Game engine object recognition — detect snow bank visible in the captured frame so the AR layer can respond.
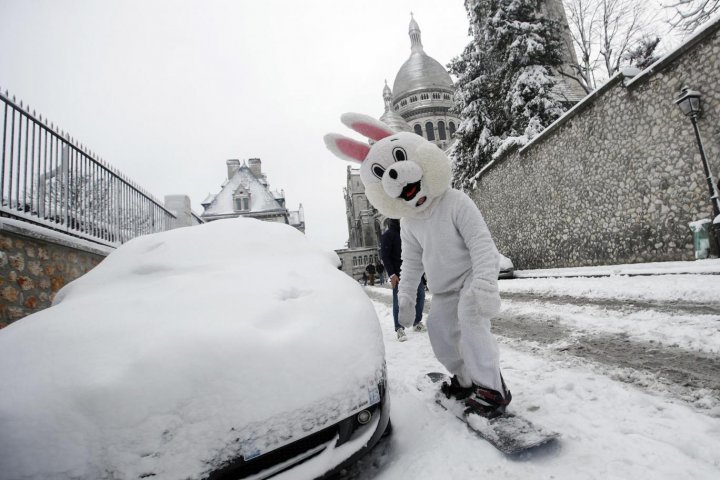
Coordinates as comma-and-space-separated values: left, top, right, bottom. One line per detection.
0, 218, 384, 479
501, 273, 719, 304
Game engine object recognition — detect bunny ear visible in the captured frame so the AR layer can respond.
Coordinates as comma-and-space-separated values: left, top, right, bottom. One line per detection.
341, 113, 394, 142
324, 133, 370, 163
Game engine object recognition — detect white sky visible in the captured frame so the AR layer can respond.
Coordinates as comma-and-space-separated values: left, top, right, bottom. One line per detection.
0, 0, 471, 251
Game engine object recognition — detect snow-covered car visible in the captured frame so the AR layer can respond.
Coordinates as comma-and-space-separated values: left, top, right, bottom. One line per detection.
0, 218, 390, 480
499, 253, 515, 279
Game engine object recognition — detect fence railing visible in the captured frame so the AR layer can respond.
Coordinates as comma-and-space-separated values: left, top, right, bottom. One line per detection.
0, 89, 178, 247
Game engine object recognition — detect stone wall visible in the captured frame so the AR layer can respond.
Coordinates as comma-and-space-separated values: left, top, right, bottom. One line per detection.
471, 19, 720, 269
0, 222, 109, 327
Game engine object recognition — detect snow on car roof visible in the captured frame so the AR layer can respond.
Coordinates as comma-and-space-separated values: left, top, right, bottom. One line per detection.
0, 218, 384, 479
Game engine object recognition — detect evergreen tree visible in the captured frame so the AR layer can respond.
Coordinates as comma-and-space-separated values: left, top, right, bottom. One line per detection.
449, 0, 569, 190
622, 35, 661, 71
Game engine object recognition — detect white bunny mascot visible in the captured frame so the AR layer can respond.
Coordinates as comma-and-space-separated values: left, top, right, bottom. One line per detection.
325, 113, 511, 416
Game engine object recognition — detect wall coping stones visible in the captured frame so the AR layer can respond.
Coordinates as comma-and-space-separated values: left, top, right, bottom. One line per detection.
625, 15, 720, 90
0, 217, 114, 257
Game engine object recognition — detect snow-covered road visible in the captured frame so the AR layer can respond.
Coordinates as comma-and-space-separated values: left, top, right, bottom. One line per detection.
340, 274, 720, 480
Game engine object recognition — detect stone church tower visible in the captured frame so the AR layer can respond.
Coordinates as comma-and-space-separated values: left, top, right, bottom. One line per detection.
543, 0, 588, 102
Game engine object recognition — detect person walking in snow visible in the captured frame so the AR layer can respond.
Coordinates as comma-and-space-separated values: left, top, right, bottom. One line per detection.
380, 218, 426, 342
376, 262, 385, 285
325, 113, 511, 418
365, 263, 376, 286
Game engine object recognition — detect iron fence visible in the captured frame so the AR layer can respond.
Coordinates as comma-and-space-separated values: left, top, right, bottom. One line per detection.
0, 89, 177, 247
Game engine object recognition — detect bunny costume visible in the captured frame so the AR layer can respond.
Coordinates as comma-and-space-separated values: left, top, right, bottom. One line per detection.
325, 113, 506, 395
398, 188, 503, 392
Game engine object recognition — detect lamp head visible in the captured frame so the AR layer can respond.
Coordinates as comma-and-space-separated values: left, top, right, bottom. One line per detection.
675, 86, 702, 117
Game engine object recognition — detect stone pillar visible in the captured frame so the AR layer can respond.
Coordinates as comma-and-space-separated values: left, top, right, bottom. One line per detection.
164, 195, 193, 229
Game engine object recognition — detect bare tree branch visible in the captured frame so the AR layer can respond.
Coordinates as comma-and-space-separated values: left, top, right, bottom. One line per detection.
563, 0, 657, 88
663, 0, 720, 33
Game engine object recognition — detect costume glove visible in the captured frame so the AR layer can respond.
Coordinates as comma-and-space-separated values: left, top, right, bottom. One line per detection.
398, 293, 416, 328
459, 279, 501, 319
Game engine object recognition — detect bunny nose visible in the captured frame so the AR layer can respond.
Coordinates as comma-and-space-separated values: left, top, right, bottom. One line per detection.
388, 169, 398, 180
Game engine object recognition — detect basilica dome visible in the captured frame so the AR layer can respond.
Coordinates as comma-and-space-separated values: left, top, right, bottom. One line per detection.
392, 16, 454, 99
393, 51, 453, 99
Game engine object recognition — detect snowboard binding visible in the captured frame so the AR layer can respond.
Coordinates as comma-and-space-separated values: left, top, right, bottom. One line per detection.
441, 375, 512, 419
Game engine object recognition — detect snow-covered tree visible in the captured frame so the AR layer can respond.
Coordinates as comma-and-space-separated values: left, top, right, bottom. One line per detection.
449, 0, 568, 190
622, 35, 661, 70
665, 0, 720, 33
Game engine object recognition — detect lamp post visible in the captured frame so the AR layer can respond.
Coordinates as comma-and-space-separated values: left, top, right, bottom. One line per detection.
674, 86, 720, 252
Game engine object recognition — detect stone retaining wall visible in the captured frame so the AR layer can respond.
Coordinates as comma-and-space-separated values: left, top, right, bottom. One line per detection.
0, 225, 108, 327
471, 19, 720, 269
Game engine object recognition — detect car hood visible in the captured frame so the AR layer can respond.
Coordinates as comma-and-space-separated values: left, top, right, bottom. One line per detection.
0, 218, 385, 480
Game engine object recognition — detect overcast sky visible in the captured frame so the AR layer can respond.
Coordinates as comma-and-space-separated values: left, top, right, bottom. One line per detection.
0, 0, 471, 251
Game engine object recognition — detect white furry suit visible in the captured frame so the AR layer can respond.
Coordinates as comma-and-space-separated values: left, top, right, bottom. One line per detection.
397, 189, 503, 392
324, 112, 505, 394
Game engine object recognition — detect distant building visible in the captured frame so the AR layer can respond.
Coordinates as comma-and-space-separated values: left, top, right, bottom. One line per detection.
337, 15, 459, 279
337, 8, 586, 279
201, 158, 304, 232
389, 14, 461, 151
335, 166, 383, 280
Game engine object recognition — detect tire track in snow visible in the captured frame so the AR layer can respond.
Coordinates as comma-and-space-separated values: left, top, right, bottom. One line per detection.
365, 287, 720, 412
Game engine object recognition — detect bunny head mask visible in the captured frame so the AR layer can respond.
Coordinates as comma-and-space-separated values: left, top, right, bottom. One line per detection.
324, 113, 451, 219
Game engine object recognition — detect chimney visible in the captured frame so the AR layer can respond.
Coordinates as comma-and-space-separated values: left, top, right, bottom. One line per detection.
248, 157, 262, 178
226, 159, 240, 179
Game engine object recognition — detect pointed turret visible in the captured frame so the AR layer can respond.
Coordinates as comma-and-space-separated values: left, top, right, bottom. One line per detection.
409, 13, 423, 53
379, 80, 412, 133
382, 80, 393, 110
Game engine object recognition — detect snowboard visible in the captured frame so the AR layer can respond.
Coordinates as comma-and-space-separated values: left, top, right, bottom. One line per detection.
419, 372, 559, 455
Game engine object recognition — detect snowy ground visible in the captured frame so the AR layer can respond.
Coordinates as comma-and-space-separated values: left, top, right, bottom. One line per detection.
341, 271, 720, 480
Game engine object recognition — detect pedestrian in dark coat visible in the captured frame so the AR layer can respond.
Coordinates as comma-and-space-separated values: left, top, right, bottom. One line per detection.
365, 263, 376, 286
376, 262, 385, 285
380, 218, 425, 341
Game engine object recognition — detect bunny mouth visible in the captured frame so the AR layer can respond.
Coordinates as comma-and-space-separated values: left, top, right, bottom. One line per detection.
416, 196, 427, 207
399, 180, 421, 202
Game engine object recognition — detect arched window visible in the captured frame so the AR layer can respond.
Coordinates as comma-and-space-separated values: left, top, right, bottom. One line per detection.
426, 122, 435, 141
438, 121, 447, 140
449, 122, 456, 137
353, 257, 357, 267
414, 124, 423, 137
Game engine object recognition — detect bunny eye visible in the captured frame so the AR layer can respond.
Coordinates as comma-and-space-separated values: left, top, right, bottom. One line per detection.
392, 147, 407, 162
372, 164, 386, 179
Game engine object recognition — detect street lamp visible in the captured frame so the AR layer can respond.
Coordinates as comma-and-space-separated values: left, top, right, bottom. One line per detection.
674, 86, 720, 252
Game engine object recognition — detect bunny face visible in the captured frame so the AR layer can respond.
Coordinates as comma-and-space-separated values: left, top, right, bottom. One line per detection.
325, 113, 451, 219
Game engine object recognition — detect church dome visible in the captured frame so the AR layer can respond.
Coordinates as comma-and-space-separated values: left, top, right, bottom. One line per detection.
392, 15, 453, 99
393, 54, 453, 98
